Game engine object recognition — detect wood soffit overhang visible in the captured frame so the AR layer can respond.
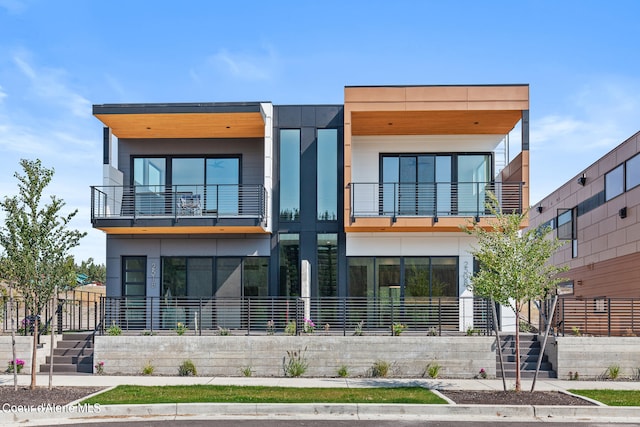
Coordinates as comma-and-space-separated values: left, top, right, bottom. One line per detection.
345, 85, 529, 136
93, 103, 266, 139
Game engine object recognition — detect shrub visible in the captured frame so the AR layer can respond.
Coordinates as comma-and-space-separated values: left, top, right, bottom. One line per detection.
353, 320, 364, 336
107, 322, 122, 336
392, 323, 407, 336
303, 318, 315, 334
607, 364, 621, 380
285, 320, 297, 336
178, 359, 197, 376
241, 366, 253, 377
142, 361, 154, 375
175, 322, 187, 336
7, 359, 25, 373
217, 326, 230, 336
426, 362, 441, 379
266, 320, 275, 335
283, 348, 308, 377
370, 360, 390, 377
337, 365, 349, 378
94, 361, 104, 375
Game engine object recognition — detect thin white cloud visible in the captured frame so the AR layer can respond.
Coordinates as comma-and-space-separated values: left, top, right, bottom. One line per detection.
0, 86, 7, 103
13, 54, 91, 118
208, 46, 279, 81
532, 78, 640, 154
0, 0, 28, 13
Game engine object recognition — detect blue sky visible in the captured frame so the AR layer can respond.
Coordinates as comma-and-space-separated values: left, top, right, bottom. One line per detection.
1, 0, 639, 265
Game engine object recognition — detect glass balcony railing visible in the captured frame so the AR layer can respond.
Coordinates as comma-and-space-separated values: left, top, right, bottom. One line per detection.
349, 181, 523, 220
91, 184, 267, 222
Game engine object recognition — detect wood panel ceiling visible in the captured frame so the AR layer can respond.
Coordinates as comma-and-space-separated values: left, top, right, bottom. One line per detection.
95, 112, 265, 139
351, 110, 522, 136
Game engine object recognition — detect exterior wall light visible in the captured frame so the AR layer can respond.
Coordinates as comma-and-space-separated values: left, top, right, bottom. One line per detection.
536, 205, 543, 213
577, 174, 587, 186
619, 207, 627, 219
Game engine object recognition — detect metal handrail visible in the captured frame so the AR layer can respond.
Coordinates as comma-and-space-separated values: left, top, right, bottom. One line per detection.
350, 181, 523, 219
90, 184, 267, 222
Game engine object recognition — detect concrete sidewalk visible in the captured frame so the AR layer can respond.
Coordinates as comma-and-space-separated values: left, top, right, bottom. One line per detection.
2, 374, 640, 425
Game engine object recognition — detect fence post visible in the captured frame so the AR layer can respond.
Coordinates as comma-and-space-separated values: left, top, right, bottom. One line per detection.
247, 298, 251, 336
438, 298, 442, 336
607, 298, 611, 337
199, 298, 203, 336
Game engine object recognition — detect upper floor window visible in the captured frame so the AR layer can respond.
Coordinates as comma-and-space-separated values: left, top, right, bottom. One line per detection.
626, 153, 640, 191
280, 130, 301, 221
317, 129, 338, 221
605, 164, 624, 201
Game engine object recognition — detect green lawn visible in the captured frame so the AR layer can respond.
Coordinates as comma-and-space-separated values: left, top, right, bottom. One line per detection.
81, 385, 447, 405
569, 389, 640, 406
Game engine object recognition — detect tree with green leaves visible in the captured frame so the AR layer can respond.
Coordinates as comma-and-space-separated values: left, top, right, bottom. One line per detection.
462, 192, 566, 392
0, 159, 86, 389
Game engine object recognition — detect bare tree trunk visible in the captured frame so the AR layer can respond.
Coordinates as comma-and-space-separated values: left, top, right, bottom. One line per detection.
515, 306, 521, 392
30, 297, 38, 390
491, 301, 507, 391
531, 295, 558, 392
48, 288, 57, 390
10, 286, 17, 391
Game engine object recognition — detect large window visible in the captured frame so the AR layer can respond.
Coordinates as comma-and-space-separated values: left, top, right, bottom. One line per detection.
626, 154, 640, 191
605, 164, 624, 201
132, 156, 240, 215
280, 130, 301, 221
317, 129, 338, 221
347, 256, 458, 298
380, 154, 490, 216
161, 256, 268, 299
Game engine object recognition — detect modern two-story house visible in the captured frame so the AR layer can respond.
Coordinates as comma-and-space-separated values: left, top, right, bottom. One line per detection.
91, 84, 530, 332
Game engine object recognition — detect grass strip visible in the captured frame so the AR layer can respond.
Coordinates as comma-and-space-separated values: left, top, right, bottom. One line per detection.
82, 385, 446, 405
569, 389, 640, 406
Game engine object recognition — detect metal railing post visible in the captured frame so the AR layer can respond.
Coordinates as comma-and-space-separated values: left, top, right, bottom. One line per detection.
608, 298, 611, 337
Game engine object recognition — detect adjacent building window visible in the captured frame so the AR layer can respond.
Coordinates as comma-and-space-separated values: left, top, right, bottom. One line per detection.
626, 154, 640, 190
317, 129, 338, 221
279, 234, 300, 296
557, 208, 578, 258
280, 130, 301, 221
317, 233, 337, 296
605, 164, 624, 201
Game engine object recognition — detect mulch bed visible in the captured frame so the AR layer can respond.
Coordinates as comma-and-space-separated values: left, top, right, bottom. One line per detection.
0, 386, 104, 407
440, 390, 596, 406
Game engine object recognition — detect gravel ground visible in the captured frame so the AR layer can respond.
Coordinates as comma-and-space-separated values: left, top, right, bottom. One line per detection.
0, 386, 104, 407
0, 386, 597, 407
440, 390, 597, 405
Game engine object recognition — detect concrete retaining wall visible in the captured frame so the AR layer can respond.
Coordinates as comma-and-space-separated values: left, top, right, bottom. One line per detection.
546, 336, 640, 380
0, 335, 59, 373
94, 335, 496, 378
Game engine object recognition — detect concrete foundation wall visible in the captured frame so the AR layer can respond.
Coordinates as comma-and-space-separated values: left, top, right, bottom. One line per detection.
94, 335, 496, 378
546, 336, 640, 379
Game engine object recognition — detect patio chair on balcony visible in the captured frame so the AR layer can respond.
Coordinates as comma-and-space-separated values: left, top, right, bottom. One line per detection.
178, 194, 202, 216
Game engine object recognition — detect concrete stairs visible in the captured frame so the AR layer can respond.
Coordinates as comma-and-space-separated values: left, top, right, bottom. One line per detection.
40, 332, 94, 374
496, 334, 556, 379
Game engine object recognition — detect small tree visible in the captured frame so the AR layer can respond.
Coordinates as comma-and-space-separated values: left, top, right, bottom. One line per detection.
0, 159, 86, 389
462, 193, 566, 392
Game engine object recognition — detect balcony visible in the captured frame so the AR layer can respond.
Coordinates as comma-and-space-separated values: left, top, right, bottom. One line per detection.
91, 184, 268, 234
348, 181, 523, 229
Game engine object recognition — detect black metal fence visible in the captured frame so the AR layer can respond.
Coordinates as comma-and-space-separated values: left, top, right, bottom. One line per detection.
1, 290, 102, 336
97, 296, 496, 336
